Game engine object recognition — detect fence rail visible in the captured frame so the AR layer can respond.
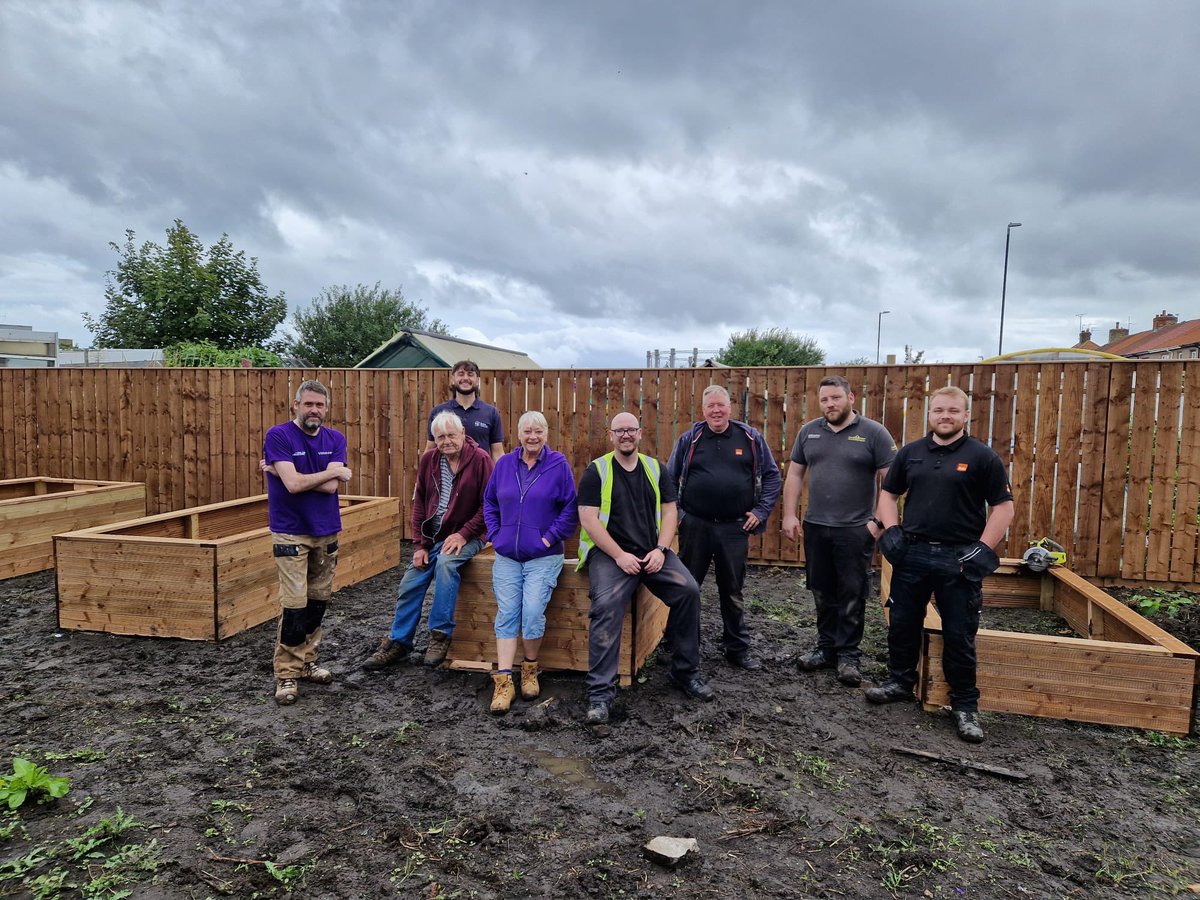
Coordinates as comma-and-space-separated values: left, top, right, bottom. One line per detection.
2, 362, 1197, 586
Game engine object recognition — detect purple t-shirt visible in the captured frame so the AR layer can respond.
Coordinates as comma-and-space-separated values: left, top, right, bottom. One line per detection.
264, 422, 348, 536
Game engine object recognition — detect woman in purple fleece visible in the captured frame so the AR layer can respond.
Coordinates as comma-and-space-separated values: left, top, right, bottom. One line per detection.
482, 410, 579, 714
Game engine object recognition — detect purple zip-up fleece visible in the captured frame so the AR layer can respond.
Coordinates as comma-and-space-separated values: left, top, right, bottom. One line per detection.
483, 446, 579, 561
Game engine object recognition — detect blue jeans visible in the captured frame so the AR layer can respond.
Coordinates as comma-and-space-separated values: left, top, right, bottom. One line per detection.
492, 552, 564, 640
885, 541, 983, 712
389, 538, 484, 645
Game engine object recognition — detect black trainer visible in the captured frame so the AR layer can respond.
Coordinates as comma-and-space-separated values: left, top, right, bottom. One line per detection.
725, 651, 762, 671
953, 711, 984, 744
796, 649, 834, 671
668, 673, 716, 702
864, 680, 916, 704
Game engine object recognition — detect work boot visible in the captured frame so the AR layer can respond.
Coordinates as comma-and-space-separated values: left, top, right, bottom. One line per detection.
796, 649, 834, 671
362, 636, 407, 671
274, 678, 298, 705
668, 673, 716, 702
836, 661, 862, 687
725, 651, 763, 671
300, 661, 333, 684
424, 630, 451, 667
585, 701, 610, 725
864, 680, 916, 704
953, 711, 985, 744
520, 661, 541, 700
490, 673, 516, 715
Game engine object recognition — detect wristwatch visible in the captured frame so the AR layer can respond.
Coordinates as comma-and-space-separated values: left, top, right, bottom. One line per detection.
656, 544, 669, 554
868, 516, 884, 530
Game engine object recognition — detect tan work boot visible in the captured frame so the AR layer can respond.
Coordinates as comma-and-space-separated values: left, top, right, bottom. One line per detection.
490, 673, 516, 715
274, 678, 299, 705
520, 661, 541, 700
300, 661, 333, 684
424, 630, 451, 667
362, 637, 407, 671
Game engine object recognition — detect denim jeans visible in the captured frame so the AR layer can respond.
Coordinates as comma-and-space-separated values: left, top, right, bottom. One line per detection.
389, 537, 484, 645
803, 522, 874, 663
678, 515, 751, 655
585, 550, 702, 705
885, 540, 984, 712
492, 552, 565, 640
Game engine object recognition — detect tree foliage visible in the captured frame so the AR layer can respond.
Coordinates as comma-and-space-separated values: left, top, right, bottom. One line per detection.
84, 220, 286, 349
290, 283, 447, 367
163, 341, 282, 368
715, 327, 825, 367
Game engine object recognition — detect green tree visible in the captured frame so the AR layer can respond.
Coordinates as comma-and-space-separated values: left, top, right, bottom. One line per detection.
715, 327, 825, 367
84, 220, 286, 349
290, 283, 447, 367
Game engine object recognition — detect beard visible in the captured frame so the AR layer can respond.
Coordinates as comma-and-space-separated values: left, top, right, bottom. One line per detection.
824, 407, 851, 427
300, 414, 323, 434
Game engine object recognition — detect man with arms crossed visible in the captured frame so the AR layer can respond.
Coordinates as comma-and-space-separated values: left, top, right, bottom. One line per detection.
667, 385, 780, 670
867, 386, 1013, 744
578, 412, 714, 727
426, 359, 505, 462
263, 380, 352, 706
782, 375, 896, 687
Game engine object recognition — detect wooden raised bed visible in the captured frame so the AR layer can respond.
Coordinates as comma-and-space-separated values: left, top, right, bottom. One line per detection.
897, 561, 1200, 734
446, 554, 669, 686
55, 494, 400, 641
0, 478, 146, 579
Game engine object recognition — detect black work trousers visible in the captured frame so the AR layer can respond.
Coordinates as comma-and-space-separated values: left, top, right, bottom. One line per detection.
803, 522, 874, 664
678, 515, 750, 655
885, 541, 983, 712
585, 551, 702, 705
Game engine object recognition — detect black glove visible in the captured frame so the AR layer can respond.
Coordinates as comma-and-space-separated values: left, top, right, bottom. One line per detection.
879, 526, 908, 566
958, 541, 1000, 582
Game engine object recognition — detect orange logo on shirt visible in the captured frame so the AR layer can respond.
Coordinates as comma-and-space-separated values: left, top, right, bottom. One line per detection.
957, 463, 969, 472
734, 448, 744, 456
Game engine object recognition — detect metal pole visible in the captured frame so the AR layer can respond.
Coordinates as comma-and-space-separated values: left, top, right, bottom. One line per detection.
998, 222, 1021, 356
876, 310, 891, 364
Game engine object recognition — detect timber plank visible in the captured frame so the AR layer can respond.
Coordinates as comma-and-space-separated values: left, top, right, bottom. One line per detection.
1122, 362, 1158, 579
1097, 364, 1133, 577
1008, 364, 1039, 547
1171, 363, 1200, 582
1053, 364, 1085, 548
1029, 364, 1061, 541
1074, 363, 1110, 578
1147, 363, 1182, 581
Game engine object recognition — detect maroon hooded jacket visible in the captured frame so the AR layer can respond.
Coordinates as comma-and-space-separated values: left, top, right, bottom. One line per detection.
412, 434, 494, 550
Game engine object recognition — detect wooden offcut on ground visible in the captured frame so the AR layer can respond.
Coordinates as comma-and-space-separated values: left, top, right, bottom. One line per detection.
446, 553, 669, 686
898, 561, 1200, 734
54, 494, 400, 640
0, 477, 146, 579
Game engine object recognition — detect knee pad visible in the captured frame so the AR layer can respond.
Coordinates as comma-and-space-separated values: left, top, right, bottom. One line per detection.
305, 600, 328, 634
279, 607, 308, 646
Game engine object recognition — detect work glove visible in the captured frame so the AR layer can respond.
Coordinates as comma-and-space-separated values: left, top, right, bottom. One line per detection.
958, 541, 1000, 582
879, 526, 908, 566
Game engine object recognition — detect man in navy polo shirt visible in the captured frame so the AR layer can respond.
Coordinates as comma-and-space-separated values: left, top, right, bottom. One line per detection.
262, 380, 352, 706
867, 386, 1013, 744
426, 359, 505, 462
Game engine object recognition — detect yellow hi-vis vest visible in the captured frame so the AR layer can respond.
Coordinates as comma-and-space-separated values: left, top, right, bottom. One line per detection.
576, 452, 662, 571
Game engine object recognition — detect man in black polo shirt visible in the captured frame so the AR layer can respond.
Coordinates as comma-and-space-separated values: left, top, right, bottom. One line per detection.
667, 385, 781, 670
426, 359, 505, 462
867, 386, 1013, 745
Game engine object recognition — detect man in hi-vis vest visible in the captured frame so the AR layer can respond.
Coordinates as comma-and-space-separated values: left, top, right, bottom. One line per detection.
577, 412, 714, 728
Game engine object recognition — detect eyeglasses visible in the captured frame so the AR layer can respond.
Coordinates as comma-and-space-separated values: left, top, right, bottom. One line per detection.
610, 427, 639, 436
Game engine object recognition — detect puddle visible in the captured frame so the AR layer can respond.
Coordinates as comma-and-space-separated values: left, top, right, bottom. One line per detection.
523, 746, 624, 797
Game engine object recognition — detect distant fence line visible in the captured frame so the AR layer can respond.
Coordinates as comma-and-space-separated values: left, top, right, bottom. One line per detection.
1, 362, 1197, 587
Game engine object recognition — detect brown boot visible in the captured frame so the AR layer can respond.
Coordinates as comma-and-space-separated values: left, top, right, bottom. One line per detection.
274, 678, 298, 705
490, 673, 516, 715
424, 630, 451, 667
363, 637, 408, 671
520, 661, 541, 700
300, 661, 333, 684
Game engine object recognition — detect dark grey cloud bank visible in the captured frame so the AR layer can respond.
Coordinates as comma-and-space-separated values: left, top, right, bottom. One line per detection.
2, 1, 1197, 366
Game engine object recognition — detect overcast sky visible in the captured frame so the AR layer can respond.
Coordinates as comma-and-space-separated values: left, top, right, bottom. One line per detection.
2, 1, 1198, 368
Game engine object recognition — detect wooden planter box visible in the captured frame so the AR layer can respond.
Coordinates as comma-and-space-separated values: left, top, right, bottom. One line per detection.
894, 561, 1200, 734
55, 494, 400, 641
0, 478, 146, 579
446, 553, 669, 686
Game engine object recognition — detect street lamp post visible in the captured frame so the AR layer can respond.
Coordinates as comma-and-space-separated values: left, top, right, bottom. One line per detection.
876, 310, 891, 364
997, 222, 1022, 356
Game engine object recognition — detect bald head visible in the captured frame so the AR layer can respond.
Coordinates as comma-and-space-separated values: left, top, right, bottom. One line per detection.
609, 412, 641, 457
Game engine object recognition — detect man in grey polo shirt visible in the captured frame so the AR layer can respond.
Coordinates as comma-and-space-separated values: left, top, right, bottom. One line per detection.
781, 375, 896, 687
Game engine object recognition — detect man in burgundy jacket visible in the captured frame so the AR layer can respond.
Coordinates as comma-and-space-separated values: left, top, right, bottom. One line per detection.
363, 411, 494, 669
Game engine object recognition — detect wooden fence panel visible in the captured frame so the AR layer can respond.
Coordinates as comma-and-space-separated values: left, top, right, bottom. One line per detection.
6, 361, 1200, 587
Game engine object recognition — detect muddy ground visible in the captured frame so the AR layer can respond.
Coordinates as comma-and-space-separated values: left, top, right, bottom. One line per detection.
2, 548, 1199, 899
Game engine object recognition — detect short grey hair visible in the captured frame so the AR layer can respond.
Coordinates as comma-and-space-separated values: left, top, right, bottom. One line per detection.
294, 380, 330, 403
430, 411, 465, 437
518, 410, 548, 433
702, 384, 730, 404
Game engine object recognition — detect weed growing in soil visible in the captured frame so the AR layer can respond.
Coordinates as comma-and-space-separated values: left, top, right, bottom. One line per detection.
0, 758, 70, 810
1127, 588, 1195, 618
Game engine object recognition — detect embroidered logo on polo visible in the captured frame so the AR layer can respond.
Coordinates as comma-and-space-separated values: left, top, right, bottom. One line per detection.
847, 435, 866, 443
957, 463, 969, 472
734, 448, 744, 456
